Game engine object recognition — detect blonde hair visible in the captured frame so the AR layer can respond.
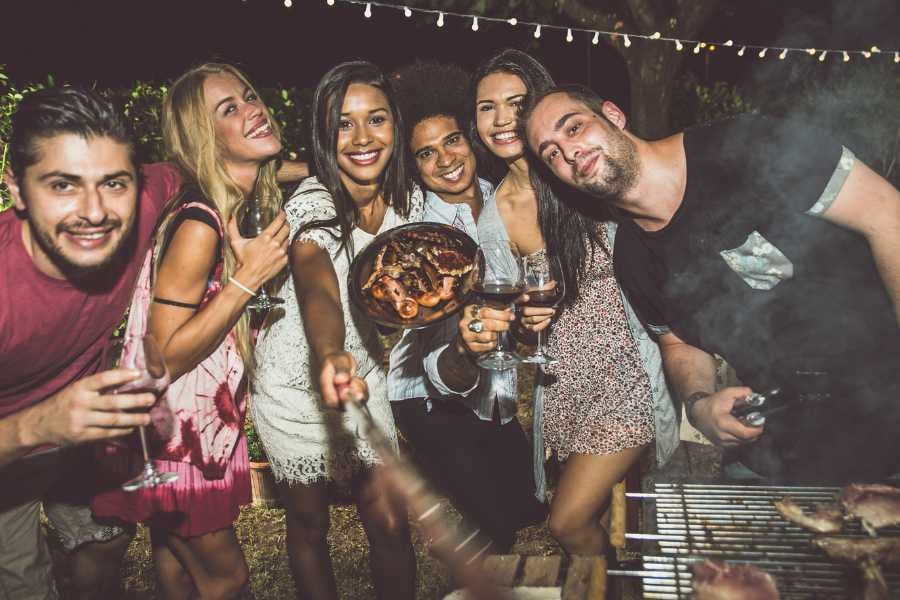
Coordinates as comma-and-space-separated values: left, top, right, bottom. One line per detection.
160, 62, 283, 376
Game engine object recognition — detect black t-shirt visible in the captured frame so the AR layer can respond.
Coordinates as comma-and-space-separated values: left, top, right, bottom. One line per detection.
614, 114, 900, 482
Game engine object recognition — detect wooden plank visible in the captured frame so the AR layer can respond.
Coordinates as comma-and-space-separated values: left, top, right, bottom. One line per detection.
482, 554, 521, 586
521, 555, 563, 587
563, 556, 606, 600
609, 480, 627, 549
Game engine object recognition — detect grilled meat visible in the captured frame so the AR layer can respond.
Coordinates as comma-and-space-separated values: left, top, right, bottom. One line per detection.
691, 560, 780, 600
860, 558, 889, 600
840, 484, 900, 535
812, 536, 900, 565
773, 496, 843, 533
362, 227, 473, 320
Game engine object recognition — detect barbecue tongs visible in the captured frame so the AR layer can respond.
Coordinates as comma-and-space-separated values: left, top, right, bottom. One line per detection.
730, 388, 784, 427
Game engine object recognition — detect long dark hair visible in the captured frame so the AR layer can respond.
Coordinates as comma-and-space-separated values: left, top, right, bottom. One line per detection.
470, 49, 605, 307
298, 61, 413, 256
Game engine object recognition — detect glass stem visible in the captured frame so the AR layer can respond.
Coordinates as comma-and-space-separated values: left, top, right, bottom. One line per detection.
536, 328, 544, 356
138, 426, 151, 463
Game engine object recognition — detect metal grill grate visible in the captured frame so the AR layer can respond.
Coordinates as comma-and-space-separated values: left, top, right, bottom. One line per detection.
608, 482, 900, 599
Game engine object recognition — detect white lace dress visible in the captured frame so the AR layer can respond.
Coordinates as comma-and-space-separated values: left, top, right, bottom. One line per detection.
252, 177, 424, 485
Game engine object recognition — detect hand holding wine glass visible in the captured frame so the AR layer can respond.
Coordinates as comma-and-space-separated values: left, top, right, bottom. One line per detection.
471, 240, 524, 370
108, 334, 179, 491
520, 253, 565, 365
230, 200, 289, 312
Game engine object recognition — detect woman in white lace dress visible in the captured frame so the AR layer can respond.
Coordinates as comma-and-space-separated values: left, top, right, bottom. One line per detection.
252, 62, 421, 600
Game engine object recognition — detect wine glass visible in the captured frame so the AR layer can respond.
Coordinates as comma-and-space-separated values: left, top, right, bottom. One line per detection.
112, 334, 178, 491
520, 253, 565, 365
241, 197, 284, 312
472, 240, 524, 370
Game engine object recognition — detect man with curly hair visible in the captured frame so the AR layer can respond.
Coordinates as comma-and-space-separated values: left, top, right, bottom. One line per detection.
388, 61, 546, 552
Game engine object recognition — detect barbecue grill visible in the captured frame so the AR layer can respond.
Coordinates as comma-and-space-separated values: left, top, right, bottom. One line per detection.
608, 482, 900, 599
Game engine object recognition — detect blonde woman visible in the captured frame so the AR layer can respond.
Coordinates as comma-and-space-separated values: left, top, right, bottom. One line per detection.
92, 63, 289, 600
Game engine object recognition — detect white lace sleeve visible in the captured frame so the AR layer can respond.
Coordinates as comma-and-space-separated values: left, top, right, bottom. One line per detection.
285, 178, 342, 256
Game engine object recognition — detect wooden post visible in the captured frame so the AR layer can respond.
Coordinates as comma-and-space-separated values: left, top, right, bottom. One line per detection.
609, 480, 627, 549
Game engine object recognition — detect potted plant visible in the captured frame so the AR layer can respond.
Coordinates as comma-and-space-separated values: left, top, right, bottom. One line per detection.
245, 415, 280, 508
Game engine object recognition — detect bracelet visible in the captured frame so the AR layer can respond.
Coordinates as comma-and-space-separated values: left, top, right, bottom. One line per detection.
684, 391, 712, 421
229, 277, 257, 297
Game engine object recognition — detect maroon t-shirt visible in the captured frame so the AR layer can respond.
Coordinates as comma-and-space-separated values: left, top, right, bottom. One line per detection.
0, 162, 182, 418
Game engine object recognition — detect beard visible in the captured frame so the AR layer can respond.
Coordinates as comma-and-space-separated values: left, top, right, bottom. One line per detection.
579, 131, 640, 202
29, 216, 129, 279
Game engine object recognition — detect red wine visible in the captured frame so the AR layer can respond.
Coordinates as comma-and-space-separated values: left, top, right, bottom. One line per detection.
116, 375, 170, 413
526, 289, 561, 308
474, 283, 523, 307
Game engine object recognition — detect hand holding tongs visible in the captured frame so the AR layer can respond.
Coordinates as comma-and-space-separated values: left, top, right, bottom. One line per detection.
730, 388, 783, 427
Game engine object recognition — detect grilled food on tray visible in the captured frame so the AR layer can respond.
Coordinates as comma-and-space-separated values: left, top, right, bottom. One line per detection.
362, 228, 474, 321
691, 560, 780, 600
812, 536, 900, 600
773, 483, 900, 536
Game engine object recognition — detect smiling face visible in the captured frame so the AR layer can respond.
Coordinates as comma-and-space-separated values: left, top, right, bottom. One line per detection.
410, 115, 477, 200
335, 82, 395, 188
203, 71, 282, 170
8, 133, 138, 279
527, 92, 640, 201
475, 71, 528, 162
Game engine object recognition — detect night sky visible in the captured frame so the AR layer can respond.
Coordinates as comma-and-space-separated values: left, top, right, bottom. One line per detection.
2, 0, 897, 111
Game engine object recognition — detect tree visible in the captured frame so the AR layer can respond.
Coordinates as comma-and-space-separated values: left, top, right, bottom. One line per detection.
407, 0, 721, 138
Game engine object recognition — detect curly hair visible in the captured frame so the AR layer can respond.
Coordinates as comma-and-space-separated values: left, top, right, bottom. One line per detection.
391, 60, 470, 141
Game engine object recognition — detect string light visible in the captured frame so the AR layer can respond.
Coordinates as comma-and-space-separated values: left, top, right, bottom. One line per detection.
323, 1, 897, 65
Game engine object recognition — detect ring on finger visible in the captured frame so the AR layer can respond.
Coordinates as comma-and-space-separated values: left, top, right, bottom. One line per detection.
468, 319, 484, 334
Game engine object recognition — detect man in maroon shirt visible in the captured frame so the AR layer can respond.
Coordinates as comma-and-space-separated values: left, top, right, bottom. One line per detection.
0, 87, 181, 599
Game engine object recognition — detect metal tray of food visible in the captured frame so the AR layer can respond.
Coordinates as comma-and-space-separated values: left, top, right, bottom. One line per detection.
348, 222, 479, 330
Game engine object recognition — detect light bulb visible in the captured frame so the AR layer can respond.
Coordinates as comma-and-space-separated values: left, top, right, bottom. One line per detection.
806, 48, 816, 55
818, 50, 827, 62
863, 51, 872, 58
693, 42, 701, 54
870, 46, 881, 53
403, 6, 411, 17
650, 31, 661, 39
623, 34, 631, 47
592, 31, 599, 45
436, 12, 444, 27
566, 28, 573, 43
675, 39, 683, 51
895, 52, 899, 63
283, 0, 291, 7
758, 48, 768, 58
364, 2, 371, 18
724, 40, 734, 46
779, 48, 788, 60
843, 51, 850, 62
471, 17, 478, 31
534, 25, 541, 39
507, 17, 517, 26
327, 0, 335, 5
738, 46, 746, 56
